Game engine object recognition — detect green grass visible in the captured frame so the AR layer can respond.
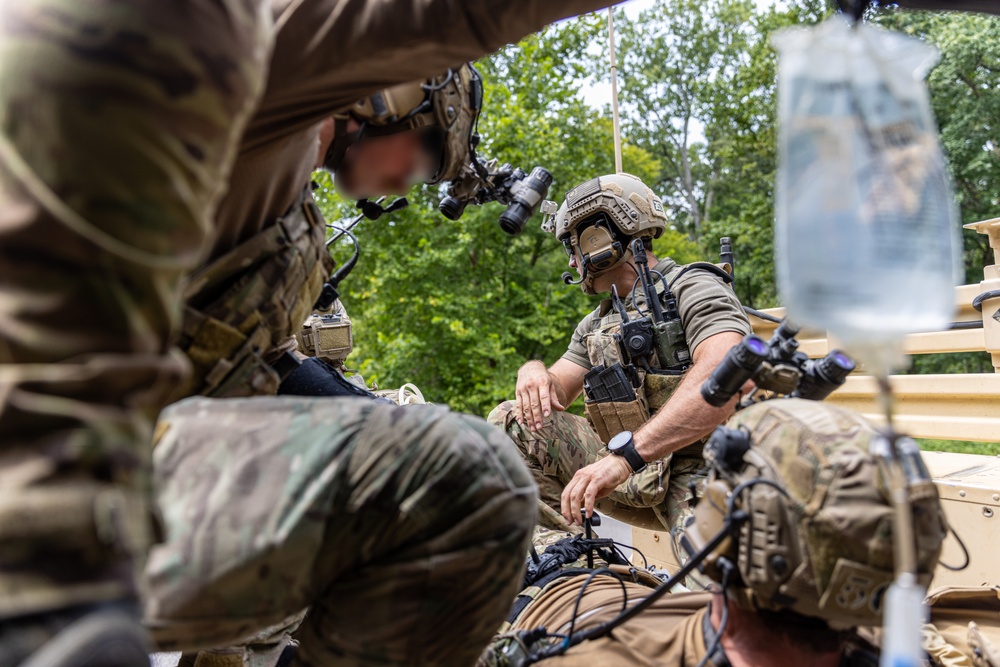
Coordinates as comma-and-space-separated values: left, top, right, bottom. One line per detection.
918, 439, 1000, 456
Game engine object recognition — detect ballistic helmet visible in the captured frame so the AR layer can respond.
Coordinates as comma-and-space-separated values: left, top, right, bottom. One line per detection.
683, 399, 947, 630
543, 173, 668, 294
327, 64, 483, 185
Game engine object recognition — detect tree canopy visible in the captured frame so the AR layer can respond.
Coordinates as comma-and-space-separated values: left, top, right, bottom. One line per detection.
314, 2, 999, 416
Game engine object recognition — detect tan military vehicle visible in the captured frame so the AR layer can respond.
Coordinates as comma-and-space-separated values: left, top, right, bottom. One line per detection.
602, 217, 1000, 663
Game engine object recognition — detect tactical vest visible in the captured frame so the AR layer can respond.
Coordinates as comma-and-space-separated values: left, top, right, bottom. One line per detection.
582, 263, 697, 454
176, 187, 334, 399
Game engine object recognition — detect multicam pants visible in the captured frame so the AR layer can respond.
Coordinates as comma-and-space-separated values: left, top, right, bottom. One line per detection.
143, 396, 538, 667
487, 401, 706, 536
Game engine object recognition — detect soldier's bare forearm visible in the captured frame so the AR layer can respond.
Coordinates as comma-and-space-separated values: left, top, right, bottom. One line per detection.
634, 332, 743, 462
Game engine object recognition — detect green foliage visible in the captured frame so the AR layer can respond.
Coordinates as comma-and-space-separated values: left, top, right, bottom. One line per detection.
875, 10, 1000, 284
608, 0, 830, 308
314, 21, 665, 416
919, 439, 1000, 455
312, 6, 1000, 424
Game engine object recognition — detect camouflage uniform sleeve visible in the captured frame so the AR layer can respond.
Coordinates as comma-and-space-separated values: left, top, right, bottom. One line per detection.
561, 309, 600, 369
0, 0, 271, 618
245, 0, 621, 149
673, 269, 752, 355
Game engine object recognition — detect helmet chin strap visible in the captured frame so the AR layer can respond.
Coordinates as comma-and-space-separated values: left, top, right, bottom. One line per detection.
321, 116, 362, 173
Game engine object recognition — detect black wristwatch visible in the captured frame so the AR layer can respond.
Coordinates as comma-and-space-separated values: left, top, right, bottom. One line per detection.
608, 431, 647, 473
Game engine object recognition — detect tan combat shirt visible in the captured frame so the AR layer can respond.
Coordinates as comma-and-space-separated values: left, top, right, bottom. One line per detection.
562, 257, 752, 369
511, 576, 714, 666
509, 575, 879, 667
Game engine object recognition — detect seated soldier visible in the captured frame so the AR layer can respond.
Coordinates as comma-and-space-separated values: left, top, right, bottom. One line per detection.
488, 173, 752, 536
479, 398, 949, 667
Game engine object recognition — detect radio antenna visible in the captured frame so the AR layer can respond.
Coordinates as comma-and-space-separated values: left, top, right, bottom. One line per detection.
608, 8, 623, 173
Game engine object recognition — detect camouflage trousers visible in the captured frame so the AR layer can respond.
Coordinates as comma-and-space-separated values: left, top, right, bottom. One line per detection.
0, 0, 271, 618
486, 401, 706, 536
143, 396, 538, 667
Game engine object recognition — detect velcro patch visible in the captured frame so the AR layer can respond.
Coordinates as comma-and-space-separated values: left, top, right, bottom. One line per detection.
818, 558, 892, 618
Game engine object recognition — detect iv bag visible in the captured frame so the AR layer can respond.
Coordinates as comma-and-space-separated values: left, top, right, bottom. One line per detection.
772, 17, 961, 374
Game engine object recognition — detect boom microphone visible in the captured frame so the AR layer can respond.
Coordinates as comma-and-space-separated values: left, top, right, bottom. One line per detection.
562, 263, 588, 286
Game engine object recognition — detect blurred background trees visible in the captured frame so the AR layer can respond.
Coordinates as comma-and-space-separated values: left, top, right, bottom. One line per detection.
313, 2, 999, 417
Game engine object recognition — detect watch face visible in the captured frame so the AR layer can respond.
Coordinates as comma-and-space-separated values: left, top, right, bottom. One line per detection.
608, 431, 631, 452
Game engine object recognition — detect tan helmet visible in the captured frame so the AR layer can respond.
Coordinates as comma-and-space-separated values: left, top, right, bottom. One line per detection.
544, 173, 668, 294
327, 64, 483, 185
683, 399, 947, 630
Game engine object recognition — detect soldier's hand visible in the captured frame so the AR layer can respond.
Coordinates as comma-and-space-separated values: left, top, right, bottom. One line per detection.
561, 456, 632, 525
515, 361, 566, 432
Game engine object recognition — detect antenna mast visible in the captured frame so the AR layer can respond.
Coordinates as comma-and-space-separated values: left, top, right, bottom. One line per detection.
608, 8, 623, 173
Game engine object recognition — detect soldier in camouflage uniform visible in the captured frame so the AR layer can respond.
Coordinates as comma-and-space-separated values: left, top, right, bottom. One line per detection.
0, 2, 630, 665
479, 399, 949, 667
488, 173, 752, 538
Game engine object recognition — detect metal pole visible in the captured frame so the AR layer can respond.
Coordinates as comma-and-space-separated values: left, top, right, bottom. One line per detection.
609, 7, 623, 174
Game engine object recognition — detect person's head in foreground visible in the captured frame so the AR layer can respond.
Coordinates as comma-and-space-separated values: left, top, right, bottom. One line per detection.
680, 398, 948, 665
319, 63, 483, 198
486, 399, 948, 667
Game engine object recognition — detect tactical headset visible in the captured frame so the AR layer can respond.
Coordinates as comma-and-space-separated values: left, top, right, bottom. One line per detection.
680, 404, 947, 630
570, 213, 627, 272
520, 401, 947, 666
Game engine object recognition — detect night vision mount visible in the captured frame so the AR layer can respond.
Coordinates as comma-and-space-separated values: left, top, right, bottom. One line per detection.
439, 146, 553, 235
701, 319, 857, 408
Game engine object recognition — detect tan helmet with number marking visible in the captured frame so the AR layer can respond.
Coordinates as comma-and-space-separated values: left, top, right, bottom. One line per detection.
543, 173, 668, 294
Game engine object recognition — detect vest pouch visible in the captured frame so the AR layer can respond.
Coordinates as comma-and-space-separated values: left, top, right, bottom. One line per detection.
177, 189, 333, 399
644, 372, 684, 413
177, 306, 280, 399
585, 397, 649, 445
586, 330, 626, 369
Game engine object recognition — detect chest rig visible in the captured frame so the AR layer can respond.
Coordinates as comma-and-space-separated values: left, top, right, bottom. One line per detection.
584, 267, 691, 444
582, 243, 693, 445
176, 186, 334, 399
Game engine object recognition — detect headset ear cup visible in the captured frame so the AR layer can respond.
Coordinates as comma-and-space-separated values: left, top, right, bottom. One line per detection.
736, 483, 799, 604
682, 480, 739, 583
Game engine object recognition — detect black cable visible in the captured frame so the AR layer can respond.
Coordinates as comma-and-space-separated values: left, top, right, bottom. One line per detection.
630, 269, 668, 319
939, 525, 971, 572
743, 306, 782, 324
524, 477, 788, 665
972, 290, 1000, 313
326, 225, 361, 286
524, 513, 736, 664
421, 68, 455, 92
327, 212, 367, 246
612, 541, 649, 569
630, 275, 646, 316
562, 568, 628, 648
521, 526, 730, 665
694, 563, 734, 667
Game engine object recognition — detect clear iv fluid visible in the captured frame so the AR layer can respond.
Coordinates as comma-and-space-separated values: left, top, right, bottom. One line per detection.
879, 574, 927, 667
773, 18, 961, 373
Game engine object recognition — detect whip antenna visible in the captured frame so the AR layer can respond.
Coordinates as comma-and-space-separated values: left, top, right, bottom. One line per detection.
609, 8, 623, 173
